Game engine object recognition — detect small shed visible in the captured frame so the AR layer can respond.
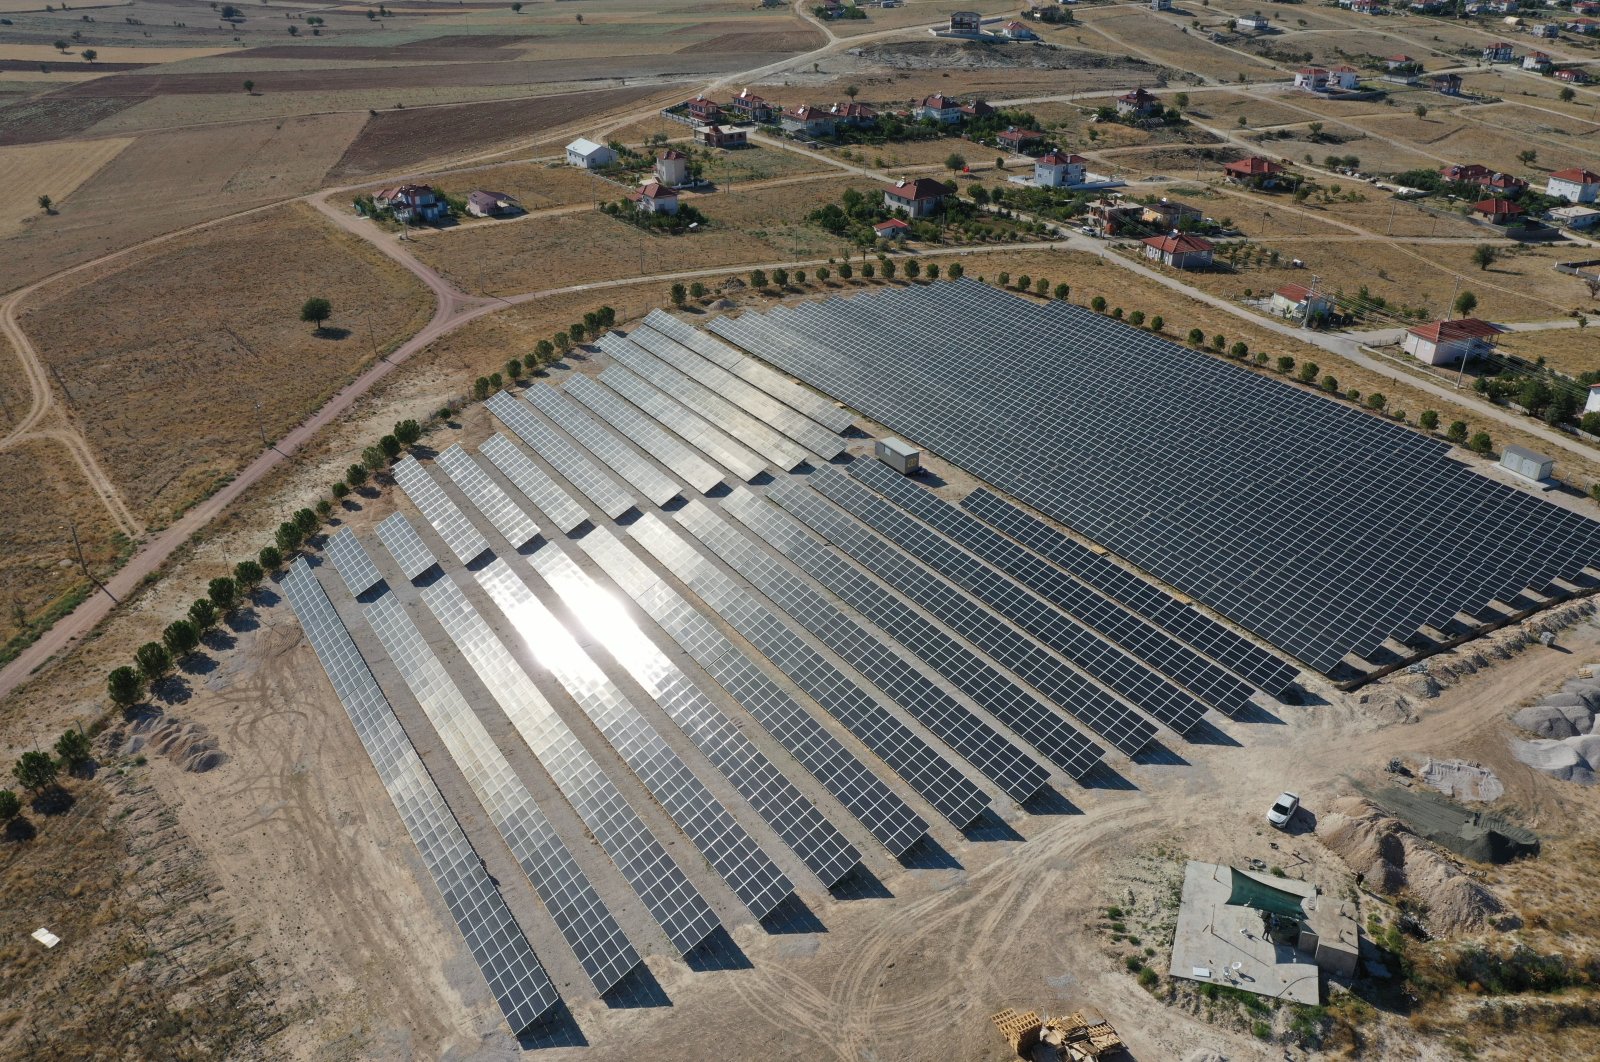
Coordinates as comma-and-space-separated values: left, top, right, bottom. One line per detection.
875, 437, 921, 474
1501, 445, 1554, 482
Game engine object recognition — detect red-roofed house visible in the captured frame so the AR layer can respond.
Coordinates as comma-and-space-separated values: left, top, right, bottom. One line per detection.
1523, 51, 1553, 72
1222, 156, 1289, 188
466, 190, 515, 218
960, 100, 996, 121
1271, 283, 1333, 320
1293, 67, 1329, 90
1556, 68, 1591, 83
1000, 20, 1038, 39
997, 128, 1048, 153
1034, 151, 1087, 188
375, 184, 447, 223
1328, 65, 1361, 90
915, 94, 963, 124
655, 149, 690, 187
685, 96, 723, 124
1385, 54, 1419, 71
1115, 87, 1161, 118
1142, 232, 1214, 270
1473, 197, 1524, 223
629, 181, 679, 215
726, 89, 774, 123
780, 104, 837, 137
883, 177, 952, 217
1564, 16, 1599, 34
829, 101, 877, 127
1440, 163, 1493, 184
1548, 168, 1600, 204
1404, 318, 1504, 366
1482, 41, 1516, 62
873, 218, 911, 241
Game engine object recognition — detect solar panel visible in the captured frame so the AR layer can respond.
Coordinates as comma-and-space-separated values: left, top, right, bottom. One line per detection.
598, 365, 767, 483
417, 574, 721, 956
478, 433, 590, 535
392, 456, 491, 566
722, 489, 1106, 780
625, 325, 847, 460
435, 444, 541, 549
564, 374, 725, 495
625, 513, 991, 829
850, 460, 1258, 716
325, 527, 384, 597
281, 561, 558, 1032
484, 390, 635, 519
525, 543, 861, 887
355, 584, 641, 995
524, 384, 682, 507
675, 501, 1051, 803
375, 511, 438, 583
598, 334, 810, 470
474, 558, 795, 919
962, 488, 1300, 697
768, 480, 1159, 757
809, 467, 1210, 736
577, 528, 929, 857
642, 310, 856, 433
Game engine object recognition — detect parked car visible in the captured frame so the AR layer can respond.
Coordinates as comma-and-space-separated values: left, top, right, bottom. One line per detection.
1267, 792, 1300, 829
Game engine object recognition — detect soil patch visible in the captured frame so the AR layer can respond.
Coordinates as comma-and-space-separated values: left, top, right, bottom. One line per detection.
677, 29, 825, 55
860, 39, 1168, 77
0, 93, 148, 146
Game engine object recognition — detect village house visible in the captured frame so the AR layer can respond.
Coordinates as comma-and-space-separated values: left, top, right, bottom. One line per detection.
1473, 197, 1525, 224
1115, 87, 1162, 118
1236, 13, 1270, 30
999, 20, 1038, 39
1141, 198, 1203, 228
1347, 0, 1378, 14
694, 124, 748, 149
1385, 54, 1418, 71
829, 101, 878, 127
1152, 0, 1173, 9
375, 184, 447, 223
960, 99, 996, 121
1088, 198, 1143, 236
1034, 151, 1087, 188
948, 9, 982, 33
1551, 204, 1600, 230
655, 149, 691, 187
1529, 21, 1560, 36
1404, 318, 1504, 366
997, 128, 1048, 154
684, 95, 723, 124
466, 190, 515, 218
726, 89, 774, 123
1547, 167, 1600, 203
1271, 283, 1333, 320
1293, 67, 1329, 91
566, 137, 616, 169
1223, 156, 1290, 189
1431, 72, 1463, 95
629, 181, 679, 215
1142, 232, 1214, 269
780, 104, 837, 138
1555, 68, 1590, 83
915, 93, 963, 124
873, 218, 911, 241
1565, 16, 1600, 33
1482, 41, 1517, 62
1328, 65, 1361, 89
1524, 50, 1553, 71
883, 177, 952, 217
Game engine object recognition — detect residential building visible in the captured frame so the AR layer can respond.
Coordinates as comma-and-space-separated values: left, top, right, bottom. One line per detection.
1586, 382, 1600, 416
1483, 171, 1528, 194
1550, 204, 1600, 229
1555, 67, 1591, 82
1482, 41, 1516, 61
1565, 16, 1600, 33
1385, 54, 1418, 70
1440, 162, 1494, 184
1271, 283, 1333, 320
882, 177, 952, 217
1034, 151, 1087, 187
1141, 198, 1202, 228
1529, 21, 1559, 36
1403, 318, 1504, 366
566, 137, 616, 169
1087, 198, 1142, 236
999, 20, 1038, 39
948, 9, 982, 32
1523, 50, 1553, 71
1347, 0, 1377, 13
915, 93, 963, 124
466, 190, 515, 217
997, 127, 1048, 153
1547, 167, 1600, 203
873, 218, 911, 241
629, 180, 679, 215
1473, 197, 1525, 223
1115, 87, 1161, 118
829, 100, 878, 127
1329, 65, 1361, 90
1142, 232, 1214, 269
1223, 156, 1289, 188
960, 99, 996, 121
1431, 73, 1463, 95
1236, 14, 1270, 30
1293, 67, 1329, 91
726, 89, 774, 123
684, 95, 723, 124
780, 104, 837, 137
376, 184, 447, 223
655, 149, 690, 187
1151, 0, 1172, 9
694, 124, 749, 149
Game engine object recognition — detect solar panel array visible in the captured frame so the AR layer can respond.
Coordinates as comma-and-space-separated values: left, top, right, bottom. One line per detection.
850, 461, 1257, 716
627, 513, 991, 829
281, 561, 559, 1033
485, 390, 636, 519
710, 280, 1600, 678
435, 444, 541, 549
475, 559, 794, 919
393, 457, 491, 566
375, 512, 438, 582
326, 528, 384, 597
526, 543, 862, 888
769, 480, 1159, 757
479, 433, 590, 535
809, 467, 1210, 737
524, 384, 683, 507
675, 501, 1049, 803
418, 574, 722, 956
577, 528, 930, 857
721, 489, 1106, 780
598, 365, 767, 483
962, 488, 1299, 697
564, 374, 725, 495
643, 310, 855, 433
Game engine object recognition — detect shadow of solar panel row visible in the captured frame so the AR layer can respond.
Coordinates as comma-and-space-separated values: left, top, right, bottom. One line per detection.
476, 558, 795, 920
598, 365, 767, 484
625, 324, 847, 461
281, 561, 559, 1033
564, 374, 725, 495
809, 467, 1209, 736
598, 333, 810, 471
327, 527, 385, 597
525, 384, 683, 508
626, 513, 991, 829
961, 489, 1299, 697
644, 310, 856, 433
709, 280, 1600, 678
393, 457, 491, 565
375, 512, 438, 583
478, 433, 590, 536
528, 543, 862, 888
721, 490, 1105, 780
435, 445, 542, 550
418, 574, 721, 956
850, 461, 1256, 716
485, 390, 636, 520
768, 481, 1158, 757
675, 501, 1050, 803
577, 528, 929, 857
349, 576, 641, 996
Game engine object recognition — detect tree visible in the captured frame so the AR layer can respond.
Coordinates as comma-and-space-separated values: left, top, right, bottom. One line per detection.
1472, 244, 1497, 272
671, 282, 687, 307
845, 84, 859, 100
689, 281, 706, 299
511, 1, 522, 9
1321, 375, 1338, 393
243, 79, 255, 94
55, 729, 92, 771
1367, 392, 1387, 411
1446, 420, 1469, 443
13, 751, 56, 793
881, 258, 896, 280
292, 508, 318, 536
970, 184, 990, 207
1128, 310, 1145, 326
839, 262, 853, 280
189, 598, 217, 631
504, 358, 522, 382
135, 641, 171, 683
816, 266, 831, 283
1034, 277, 1048, 295
944, 152, 966, 175
37, 194, 53, 215
1211, 334, 1226, 351
300, 297, 332, 332
234, 558, 264, 590
1016, 274, 1031, 292
1560, 86, 1576, 103
1297, 362, 1319, 383
1053, 283, 1070, 301
773, 267, 790, 289
1468, 431, 1493, 454
258, 545, 283, 571
862, 263, 875, 279
81, 49, 97, 63
795, 270, 807, 285
395, 419, 422, 446
1517, 149, 1537, 167
108, 666, 141, 707
905, 260, 921, 280
0, 791, 20, 822
997, 272, 1010, 287
1420, 410, 1439, 431
345, 463, 368, 488
1454, 289, 1479, 316
948, 263, 964, 281
924, 265, 938, 280
1308, 121, 1323, 141
361, 446, 386, 472
1187, 327, 1205, 345
1175, 91, 1190, 109
53, 39, 68, 52
164, 619, 199, 658
1150, 315, 1163, 332
750, 268, 769, 289
275, 522, 303, 554
554, 331, 571, 353
534, 339, 554, 362
1414, 104, 1428, 119
315, 498, 332, 519
569, 323, 587, 344
1276, 355, 1295, 374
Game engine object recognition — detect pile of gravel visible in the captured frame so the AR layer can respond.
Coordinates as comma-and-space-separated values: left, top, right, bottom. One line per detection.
1510, 677, 1600, 785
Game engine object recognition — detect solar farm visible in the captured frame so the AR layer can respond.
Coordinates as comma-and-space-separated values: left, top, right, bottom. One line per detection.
281, 283, 1600, 1040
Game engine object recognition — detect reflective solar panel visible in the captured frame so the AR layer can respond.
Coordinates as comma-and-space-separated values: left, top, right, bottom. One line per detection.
577, 528, 929, 857
417, 574, 721, 956
526, 543, 861, 887
435, 444, 541, 549
375, 511, 438, 583
525, 383, 682, 507
475, 558, 794, 919
478, 433, 590, 535
626, 513, 991, 829
564, 374, 725, 495
484, 390, 636, 519
281, 561, 558, 1032
675, 501, 1050, 803
393, 456, 491, 566
722, 489, 1105, 780
326, 527, 384, 596
598, 365, 767, 483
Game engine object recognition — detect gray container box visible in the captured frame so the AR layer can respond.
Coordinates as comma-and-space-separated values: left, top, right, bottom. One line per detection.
1501, 444, 1554, 483
875, 437, 921, 475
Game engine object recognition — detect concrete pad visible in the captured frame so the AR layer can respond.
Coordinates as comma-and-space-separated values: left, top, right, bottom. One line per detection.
1167, 861, 1322, 1006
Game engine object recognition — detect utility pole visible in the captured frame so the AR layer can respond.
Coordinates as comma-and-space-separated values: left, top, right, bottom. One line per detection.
67, 521, 115, 604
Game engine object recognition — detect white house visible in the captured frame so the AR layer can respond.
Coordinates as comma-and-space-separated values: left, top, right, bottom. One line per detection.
1329, 65, 1361, 89
1585, 383, 1600, 416
1551, 204, 1600, 230
1141, 232, 1214, 270
883, 177, 951, 217
1271, 283, 1333, 320
999, 20, 1039, 39
1403, 318, 1504, 366
1034, 151, 1087, 187
630, 180, 679, 215
1151, 0, 1172, 9
1294, 67, 1328, 90
915, 93, 963, 124
1546, 167, 1600, 204
655, 148, 691, 187
1524, 50, 1553, 71
567, 137, 616, 169
1236, 14, 1270, 30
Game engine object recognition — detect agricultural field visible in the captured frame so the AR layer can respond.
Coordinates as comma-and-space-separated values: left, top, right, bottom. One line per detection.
1498, 326, 1600, 381
0, 137, 130, 238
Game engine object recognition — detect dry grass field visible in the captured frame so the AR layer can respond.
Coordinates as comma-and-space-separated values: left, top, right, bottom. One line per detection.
0, 137, 130, 238
1083, 7, 1278, 83
1498, 327, 1600, 380
18, 203, 432, 526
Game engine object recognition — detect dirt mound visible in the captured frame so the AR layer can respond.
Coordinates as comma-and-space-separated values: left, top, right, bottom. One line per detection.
1509, 671, 1600, 785
858, 40, 1166, 76
1317, 797, 1504, 937
113, 712, 226, 774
